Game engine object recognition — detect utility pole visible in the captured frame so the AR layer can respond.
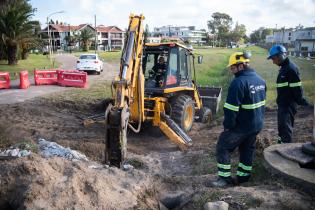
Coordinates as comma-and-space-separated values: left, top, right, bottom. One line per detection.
46, 11, 65, 64
95, 15, 97, 54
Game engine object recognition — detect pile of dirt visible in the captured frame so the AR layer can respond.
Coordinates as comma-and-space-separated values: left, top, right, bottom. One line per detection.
0, 154, 152, 209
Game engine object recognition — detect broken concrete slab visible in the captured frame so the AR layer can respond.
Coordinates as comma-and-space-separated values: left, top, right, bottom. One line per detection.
264, 143, 315, 195
276, 143, 315, 164
204, 201, 229, 210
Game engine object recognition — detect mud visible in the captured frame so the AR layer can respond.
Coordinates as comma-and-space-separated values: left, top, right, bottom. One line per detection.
0, 94, 314, 209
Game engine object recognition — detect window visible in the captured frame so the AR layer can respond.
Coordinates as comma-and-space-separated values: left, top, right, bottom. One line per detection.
143, 54, 155, 78
168, 48, 178, 77
79, 55, 96, 59
179, 48, 188, 81
166, 48, 178, 86
101, 33, 108, 38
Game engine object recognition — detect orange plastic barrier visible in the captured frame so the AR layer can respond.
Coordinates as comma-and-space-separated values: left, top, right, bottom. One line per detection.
58, 71, 87, 88
57, 70, 80, 85
19, 71, 31, 89
34, 70, 58, 85
0, 72, 10, 89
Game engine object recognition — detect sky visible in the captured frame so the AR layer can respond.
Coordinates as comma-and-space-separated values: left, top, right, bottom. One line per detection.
30, 0, 315, 34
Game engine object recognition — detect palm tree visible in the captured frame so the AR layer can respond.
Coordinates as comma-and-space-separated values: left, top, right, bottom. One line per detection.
65, 34, 78, 53
19, 20, 41, 59
79, 28, 94, 51
0, 0, 36, 64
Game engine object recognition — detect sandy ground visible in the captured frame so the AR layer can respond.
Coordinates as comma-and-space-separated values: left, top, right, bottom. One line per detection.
0, 56, 314, 209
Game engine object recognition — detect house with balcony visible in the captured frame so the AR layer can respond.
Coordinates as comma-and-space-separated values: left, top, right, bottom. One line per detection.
41, 24, 95, 51
293, 27, 315, 53
41, 24, 124, 52
96, 25, 124, 51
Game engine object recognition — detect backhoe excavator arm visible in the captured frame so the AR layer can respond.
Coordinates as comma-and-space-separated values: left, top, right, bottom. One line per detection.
105, 14, 145, 167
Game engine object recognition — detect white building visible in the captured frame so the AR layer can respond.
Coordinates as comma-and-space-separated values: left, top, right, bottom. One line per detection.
265, 29, 294, 45
152, 25, 207, 44
293, 27, 315, 52
96, 25, 124, 51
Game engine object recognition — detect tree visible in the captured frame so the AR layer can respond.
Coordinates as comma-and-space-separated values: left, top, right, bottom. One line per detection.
65, 33, 78, 53
249, 27, 273, 43
229, 22, 246, 43
144, 24, 149, 43
0, 0, 36, 64
79, 28, 94, 51
19, 20, 41, 59
207, 12, 233, 46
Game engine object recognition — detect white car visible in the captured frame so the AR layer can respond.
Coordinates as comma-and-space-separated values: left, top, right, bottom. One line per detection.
76, 54, 103, 74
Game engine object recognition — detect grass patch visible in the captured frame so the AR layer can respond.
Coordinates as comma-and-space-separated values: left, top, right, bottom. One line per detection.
0, 125, 11, 149
0, 54, 59, 80
194, 46, 315, 112
190, 153, 217, 175
45, 81, 112, 103
191, 190, 224, 209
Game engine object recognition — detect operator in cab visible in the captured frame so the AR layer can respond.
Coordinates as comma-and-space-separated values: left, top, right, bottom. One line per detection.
152, 56, 167, 87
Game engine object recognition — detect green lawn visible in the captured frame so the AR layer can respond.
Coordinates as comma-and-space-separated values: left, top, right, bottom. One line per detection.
194, 46, 315, 109
0, 54, 58, 80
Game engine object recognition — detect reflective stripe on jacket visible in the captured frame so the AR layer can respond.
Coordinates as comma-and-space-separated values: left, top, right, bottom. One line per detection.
223, 68, 266, 133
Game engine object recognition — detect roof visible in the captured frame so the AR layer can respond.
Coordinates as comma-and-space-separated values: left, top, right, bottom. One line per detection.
96, 26, 124, 33
41, 24, 124, 33
41, 24, 94, 32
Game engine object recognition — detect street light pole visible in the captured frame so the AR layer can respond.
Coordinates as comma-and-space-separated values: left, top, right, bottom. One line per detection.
46, 10, 65, 64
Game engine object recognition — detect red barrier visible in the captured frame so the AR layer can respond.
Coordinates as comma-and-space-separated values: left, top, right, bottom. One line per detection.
19, 71, 30, 89
34, 70, 59, 85
58, 71, 88, 88
0, 72, 10, 89
57, 70, 80, 85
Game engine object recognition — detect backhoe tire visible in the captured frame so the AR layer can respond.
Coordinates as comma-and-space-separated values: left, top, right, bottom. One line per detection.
196, 107, 212, 124
171, 95, 195, 133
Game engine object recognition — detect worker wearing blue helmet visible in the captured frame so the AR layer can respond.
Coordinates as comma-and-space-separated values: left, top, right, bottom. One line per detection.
268, 45, 309, 144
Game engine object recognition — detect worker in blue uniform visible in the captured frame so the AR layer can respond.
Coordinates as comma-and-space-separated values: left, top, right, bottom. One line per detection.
267, 45, 309, 144
209, 52, 267, 187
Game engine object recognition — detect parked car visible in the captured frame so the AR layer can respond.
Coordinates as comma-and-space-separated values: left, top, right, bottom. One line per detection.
76, 54, 103, 75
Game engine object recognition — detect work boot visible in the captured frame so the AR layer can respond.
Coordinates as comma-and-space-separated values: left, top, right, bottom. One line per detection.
205, 177, 235, 188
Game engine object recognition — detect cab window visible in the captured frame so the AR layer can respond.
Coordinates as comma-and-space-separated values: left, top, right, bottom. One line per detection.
179, 48, 188, 82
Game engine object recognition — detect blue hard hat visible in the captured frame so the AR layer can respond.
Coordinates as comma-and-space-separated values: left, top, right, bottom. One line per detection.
267, 45, 287, 59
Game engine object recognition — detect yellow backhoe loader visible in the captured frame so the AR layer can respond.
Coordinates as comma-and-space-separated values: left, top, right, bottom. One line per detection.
104, 14, 218, 167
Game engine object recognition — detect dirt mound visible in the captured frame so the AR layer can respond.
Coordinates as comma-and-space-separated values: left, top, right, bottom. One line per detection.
0, 154, 151, 210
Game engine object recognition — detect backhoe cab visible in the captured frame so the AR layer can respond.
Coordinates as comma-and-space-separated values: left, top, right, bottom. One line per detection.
142, 42, 206, 132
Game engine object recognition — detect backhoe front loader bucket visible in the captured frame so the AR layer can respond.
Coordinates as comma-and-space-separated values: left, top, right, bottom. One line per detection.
197, 86, 222, 115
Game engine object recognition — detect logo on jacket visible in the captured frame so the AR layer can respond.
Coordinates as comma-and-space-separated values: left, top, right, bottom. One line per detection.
250, 85, 265, 94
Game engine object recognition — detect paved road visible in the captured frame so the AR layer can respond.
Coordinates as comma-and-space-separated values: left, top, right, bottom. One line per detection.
0, 54, 119, 105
